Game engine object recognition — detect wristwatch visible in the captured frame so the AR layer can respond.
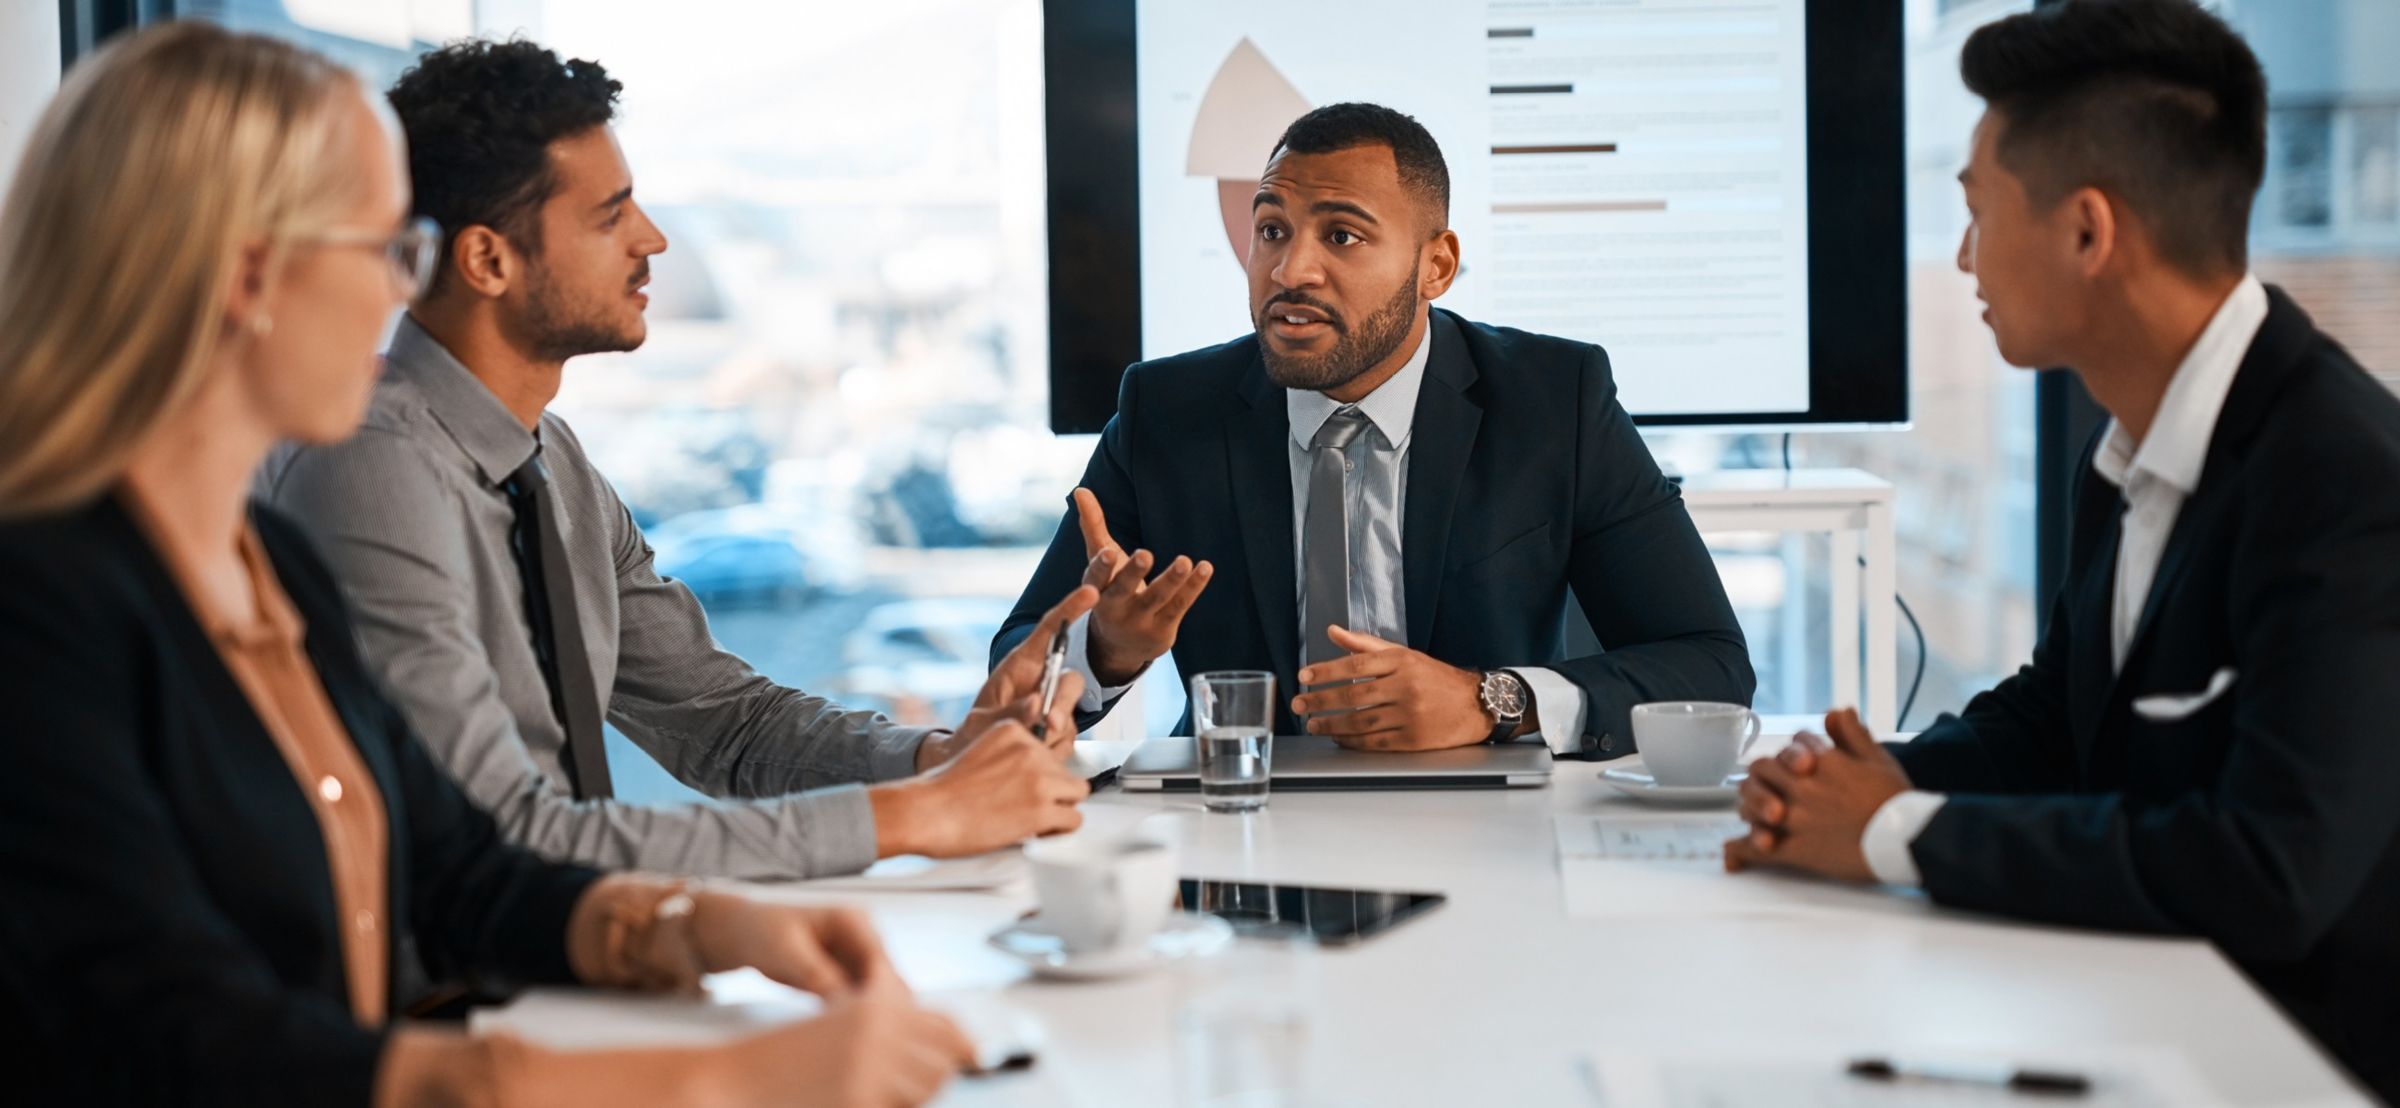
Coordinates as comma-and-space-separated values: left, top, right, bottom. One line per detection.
1478, 669, 1530, 743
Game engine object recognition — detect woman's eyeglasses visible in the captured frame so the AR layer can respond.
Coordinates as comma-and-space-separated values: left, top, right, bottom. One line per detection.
306, 215, 442, 299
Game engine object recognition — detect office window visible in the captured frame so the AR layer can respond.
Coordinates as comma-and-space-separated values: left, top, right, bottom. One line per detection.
2239, 0, 2400, 381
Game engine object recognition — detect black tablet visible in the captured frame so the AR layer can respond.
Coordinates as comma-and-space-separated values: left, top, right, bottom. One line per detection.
1178, 878, 1445, 947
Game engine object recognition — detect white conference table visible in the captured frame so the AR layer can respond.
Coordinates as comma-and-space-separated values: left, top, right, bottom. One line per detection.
495, 741, 2369, 1107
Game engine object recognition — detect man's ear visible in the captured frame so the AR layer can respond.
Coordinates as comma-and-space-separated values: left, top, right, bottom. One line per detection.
447, 225, 517, 299
2065, 186, 2118, 281
1420, 227, 1462, 301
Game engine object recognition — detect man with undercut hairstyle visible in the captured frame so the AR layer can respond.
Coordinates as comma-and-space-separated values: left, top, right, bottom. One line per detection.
1724, 3, 2400, 1098
994, 102, 1754, 758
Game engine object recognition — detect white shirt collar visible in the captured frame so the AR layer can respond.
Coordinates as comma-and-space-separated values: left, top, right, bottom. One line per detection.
2093, 274, 2269, 495
1287, 315, 1432, 452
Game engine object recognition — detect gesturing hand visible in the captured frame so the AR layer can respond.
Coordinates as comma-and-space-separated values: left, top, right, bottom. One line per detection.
1721, 707, 1911, 883
879, 720, 1090, 858
918, 584, 1099, 771
1287, 626, 1497, 751
1073, 488, 1212, 688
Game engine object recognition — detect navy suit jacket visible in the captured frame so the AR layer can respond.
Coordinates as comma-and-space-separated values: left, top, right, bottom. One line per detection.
1893, 289, 2400, 1101
994, 308, 1754, 751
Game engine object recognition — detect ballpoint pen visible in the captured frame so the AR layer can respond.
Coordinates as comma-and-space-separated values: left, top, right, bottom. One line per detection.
1029, 621, 1071, 742
1848, 1057, 2090, 1097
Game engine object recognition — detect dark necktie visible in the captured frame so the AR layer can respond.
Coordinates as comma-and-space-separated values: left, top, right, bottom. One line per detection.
1302, 407, 1370, 669
501, 453, 614, 800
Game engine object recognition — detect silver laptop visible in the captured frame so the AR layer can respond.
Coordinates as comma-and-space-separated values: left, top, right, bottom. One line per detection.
1118, 736, 1552, 791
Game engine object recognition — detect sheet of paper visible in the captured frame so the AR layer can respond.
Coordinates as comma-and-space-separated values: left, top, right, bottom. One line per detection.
792, 848, 1029, 893
1584, 1043, 2228, 1108
1555, 815, 1746, 862
1552, 813, 1925, 920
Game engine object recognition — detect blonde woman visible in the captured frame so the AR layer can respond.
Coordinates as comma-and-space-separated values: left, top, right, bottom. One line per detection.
0, 22, 1068, 1106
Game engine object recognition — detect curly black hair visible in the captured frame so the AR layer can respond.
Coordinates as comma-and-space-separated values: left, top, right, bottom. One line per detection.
1269, 102, 1450, 229
1962, 0, 2266, 275
387, 39, 622, 292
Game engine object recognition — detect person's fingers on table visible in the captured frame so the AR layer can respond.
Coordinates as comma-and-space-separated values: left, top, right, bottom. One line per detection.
811, 908, 895, 994
1825, 706, 1881, 756
1723, 833, 1769, 873
1073, 488, 1118, 557
1306, 707, 1396, 737
1747, 751, 1806, 800
1777, 737, 1821, 774
1736, 776, 1784, 828
1296, 648, 1405, 688
756, 919, 851, 1000
1040, 802, 1087, 836
1328, 728, 1409, 752
915, 1008, 979, 1073
1289, 677, 1391, 717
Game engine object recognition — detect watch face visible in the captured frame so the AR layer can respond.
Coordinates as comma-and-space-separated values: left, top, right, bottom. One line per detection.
1484, 672, 1526, 716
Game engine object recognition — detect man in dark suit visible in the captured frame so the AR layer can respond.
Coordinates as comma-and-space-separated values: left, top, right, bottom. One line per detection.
1726, 2, 2400, 1098
993, 103, 1754, 756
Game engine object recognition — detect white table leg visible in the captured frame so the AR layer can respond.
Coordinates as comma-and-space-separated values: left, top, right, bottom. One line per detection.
1830, 525, 1860, 726
1864, 499, 1899, 732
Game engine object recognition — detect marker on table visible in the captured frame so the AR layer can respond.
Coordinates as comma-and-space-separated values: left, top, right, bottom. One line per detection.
1847, 1057, 2091, 1097
1029, 622, 1071, 742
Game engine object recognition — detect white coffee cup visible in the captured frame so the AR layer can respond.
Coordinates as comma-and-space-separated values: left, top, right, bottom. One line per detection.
1024, 833, 1179, 954
1630, 701, 1762, 787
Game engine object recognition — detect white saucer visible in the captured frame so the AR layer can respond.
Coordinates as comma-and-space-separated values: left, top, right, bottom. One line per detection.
1600, 767, 1747, 806
987, 911, 1236, 980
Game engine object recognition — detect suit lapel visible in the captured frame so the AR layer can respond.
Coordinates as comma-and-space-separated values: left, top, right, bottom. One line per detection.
1226, 353, 1301, 701
2109, 286, 2316, 689
1402, 311, 1483, 649
2065, 481, 2123, 751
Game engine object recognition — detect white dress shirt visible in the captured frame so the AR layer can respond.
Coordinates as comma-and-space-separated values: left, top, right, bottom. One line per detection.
1067, 321, 1590, 750
1859, 275, 2269, 886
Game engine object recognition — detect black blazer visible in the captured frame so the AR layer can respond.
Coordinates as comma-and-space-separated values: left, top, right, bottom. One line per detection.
0, 498, 602, 1106
994, 309, 1755, 749
1894, 288, 2400, 1101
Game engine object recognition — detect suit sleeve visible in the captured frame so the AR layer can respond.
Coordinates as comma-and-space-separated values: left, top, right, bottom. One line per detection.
993, 364, 1148, 731
1549, 343, 1758, 750
0, 550, 387, 1106
1888, 581, 2079, 793
264, 434, 891, 880
1906, 432, 2400, 960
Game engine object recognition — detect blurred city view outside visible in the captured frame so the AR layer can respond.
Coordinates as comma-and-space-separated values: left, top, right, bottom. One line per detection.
200, 0, 2397, 805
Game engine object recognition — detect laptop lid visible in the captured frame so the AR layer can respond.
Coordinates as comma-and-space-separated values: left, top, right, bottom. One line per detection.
1118, 736, 1552, 791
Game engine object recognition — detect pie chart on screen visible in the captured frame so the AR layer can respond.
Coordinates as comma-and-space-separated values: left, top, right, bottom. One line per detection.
1184, 37, 1312, 265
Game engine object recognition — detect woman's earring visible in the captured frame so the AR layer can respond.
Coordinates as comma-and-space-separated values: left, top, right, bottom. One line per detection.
248, 314, 275, 337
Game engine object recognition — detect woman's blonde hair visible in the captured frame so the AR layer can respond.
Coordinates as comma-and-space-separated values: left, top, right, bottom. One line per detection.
0, 21, 369, 517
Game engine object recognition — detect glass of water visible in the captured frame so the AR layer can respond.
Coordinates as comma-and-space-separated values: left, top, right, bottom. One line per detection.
1174, 925, 1318, 1108
1190, 670, 1275, 813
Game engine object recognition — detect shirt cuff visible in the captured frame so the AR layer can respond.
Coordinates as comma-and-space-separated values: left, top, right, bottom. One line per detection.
1513, 668, 1588, 755
1861, 789, 1946, 887
1064, 612, 1140, 713
787, 783, 881, 877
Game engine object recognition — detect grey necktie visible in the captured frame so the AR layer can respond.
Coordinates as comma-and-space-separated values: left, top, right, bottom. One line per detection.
501, 453, 614, 800
1302, 406, 1370, 669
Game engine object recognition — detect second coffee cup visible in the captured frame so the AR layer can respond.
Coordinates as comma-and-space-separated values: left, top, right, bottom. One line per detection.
1629, 701, 1762, 787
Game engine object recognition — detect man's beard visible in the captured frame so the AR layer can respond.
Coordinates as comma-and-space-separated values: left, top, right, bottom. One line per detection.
1255, 273, 1419, 393
521, 259, 647, 363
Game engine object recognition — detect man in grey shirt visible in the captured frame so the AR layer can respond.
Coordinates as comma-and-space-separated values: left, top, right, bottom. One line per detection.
264, 39, 1093, 880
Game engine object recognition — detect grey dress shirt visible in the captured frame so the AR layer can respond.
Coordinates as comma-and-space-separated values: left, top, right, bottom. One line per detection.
259, 315, 935, 879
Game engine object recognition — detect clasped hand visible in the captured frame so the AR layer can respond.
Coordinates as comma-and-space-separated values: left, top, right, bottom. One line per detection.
1721, 707, 1912, 883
